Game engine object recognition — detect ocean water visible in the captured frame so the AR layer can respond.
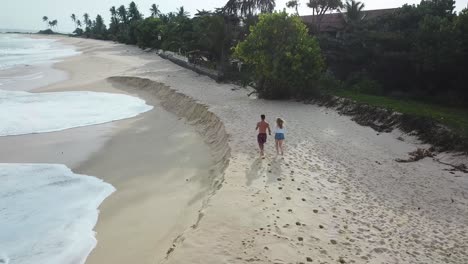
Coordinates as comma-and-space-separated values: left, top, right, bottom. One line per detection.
0, 35, 152, 263
0, 34, 79, 89
0, 34, 79, 70
0, 164, 115, 264
0, 89, 153, 136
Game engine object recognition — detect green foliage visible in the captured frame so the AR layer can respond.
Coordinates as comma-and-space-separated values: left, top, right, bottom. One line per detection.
348, 77, 382, 95
91, 15, 108, 39
333, 89, 468, 136
158, 11, 194, 53
223, 0, 276, 16
322, 0, 468, 107
134, 17, 162, 49
234, 12, 325, 99
37, 29, 55, 34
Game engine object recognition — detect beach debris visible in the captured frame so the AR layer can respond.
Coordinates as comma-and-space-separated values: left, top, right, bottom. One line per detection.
306, 257, 313, 262
396, 148, 435, 162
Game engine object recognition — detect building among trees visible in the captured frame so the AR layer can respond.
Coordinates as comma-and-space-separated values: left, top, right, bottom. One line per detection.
301, 8, 397, 35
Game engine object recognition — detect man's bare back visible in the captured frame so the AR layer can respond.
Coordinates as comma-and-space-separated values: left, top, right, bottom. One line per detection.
256, 115, 271, 157
257, 121, 270, 134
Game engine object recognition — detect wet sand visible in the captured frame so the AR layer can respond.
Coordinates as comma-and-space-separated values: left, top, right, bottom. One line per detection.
0, 36, 217, 264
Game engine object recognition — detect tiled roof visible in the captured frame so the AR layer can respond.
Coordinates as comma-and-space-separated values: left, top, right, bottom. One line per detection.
301, 8, 397, 32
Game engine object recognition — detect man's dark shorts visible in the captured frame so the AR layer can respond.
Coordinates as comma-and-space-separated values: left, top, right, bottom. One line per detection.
257, 133, 267, 145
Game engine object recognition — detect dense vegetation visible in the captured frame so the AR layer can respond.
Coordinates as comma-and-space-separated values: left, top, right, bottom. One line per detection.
66, 0, 468, 134
322, 0, 468, 108
234, 12, 325, 98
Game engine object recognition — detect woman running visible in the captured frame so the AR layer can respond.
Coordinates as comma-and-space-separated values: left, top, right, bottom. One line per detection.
274, 118, 285, 156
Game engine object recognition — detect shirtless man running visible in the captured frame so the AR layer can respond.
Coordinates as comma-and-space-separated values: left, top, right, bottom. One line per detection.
256, 114, 271, 157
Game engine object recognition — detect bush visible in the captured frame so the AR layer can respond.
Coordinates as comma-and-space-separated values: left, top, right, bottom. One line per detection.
135, 18, 162, 49
345, 72, 383, 95
234, 12, 325, 99
37, 29, 55, 34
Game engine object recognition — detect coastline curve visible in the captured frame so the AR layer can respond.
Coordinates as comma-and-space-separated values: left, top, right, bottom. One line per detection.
107, 76, 231, 260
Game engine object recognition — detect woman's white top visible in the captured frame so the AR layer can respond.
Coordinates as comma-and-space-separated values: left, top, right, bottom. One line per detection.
275, 127, 285, 134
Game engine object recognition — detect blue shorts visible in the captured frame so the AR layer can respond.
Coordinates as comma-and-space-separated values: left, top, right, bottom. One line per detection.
275, 133, 285, 140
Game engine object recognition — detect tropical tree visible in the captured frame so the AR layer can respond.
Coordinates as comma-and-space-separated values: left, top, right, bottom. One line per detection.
177, 6, 189, 18
235, 12, 325, 98
192, 11, 232, 68
340, 0, 365, 31
150, 4, 160, 17
42, 16, 49, 28
126, 2, 144, 44
135, 17, 162, 48
286, 0, 300, 15
108, 6, 119, 38
90, 14, 108, 39
223, 0, 276, 16
307, 0, 343, 32
257, 0, 276, 13
48, 20, 58, 30
71, 14, 76, 27
83, 13, 90, 28
223, 0, 239, 15
117, 5, 128, 23
128, 1, 143, 22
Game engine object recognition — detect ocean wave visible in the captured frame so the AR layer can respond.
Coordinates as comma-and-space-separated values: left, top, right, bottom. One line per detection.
0, 163, 115, 264
0, 89, 153, 136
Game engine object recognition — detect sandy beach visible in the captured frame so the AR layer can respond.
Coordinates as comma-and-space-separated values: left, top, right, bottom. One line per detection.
3, 35, 467, 264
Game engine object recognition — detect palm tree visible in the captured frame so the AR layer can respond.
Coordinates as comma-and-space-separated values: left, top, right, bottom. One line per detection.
48, 20, 58, 30
340, 0, 364, 31
257, 0, 275, 13
240, 0, 255, 16
177, 6, 189, 18
71, 14, 78, 28
42, 16, 49, 28
341, 0, 365, 25
223, 0, 239, 15
150, 4, 160, 17
110, 6, 117, 17
83, 13, 90, 28
128, 2, 142, 22
110, 6, 118, 24
223, 0, 275, 16
286, 0, 299, 15
117, 5, 128, 24
77, 20, 82, 28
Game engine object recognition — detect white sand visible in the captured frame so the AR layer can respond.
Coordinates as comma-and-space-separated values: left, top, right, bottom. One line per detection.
25, 36, 468, 263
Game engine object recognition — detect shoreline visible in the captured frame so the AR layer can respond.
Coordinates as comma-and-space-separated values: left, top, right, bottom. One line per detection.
3, 35, 467, 263
0, 35, 222, 263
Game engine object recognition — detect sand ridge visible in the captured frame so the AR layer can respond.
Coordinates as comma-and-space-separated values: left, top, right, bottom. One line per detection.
36, 36, 468, 264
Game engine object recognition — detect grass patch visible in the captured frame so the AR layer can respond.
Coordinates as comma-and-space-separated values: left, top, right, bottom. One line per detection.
332, 90, 468, 137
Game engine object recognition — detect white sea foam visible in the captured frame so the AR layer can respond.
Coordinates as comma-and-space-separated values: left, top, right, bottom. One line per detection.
0, 163, 115, 264
0, 34, 79, 70
0, 89, 153, 136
